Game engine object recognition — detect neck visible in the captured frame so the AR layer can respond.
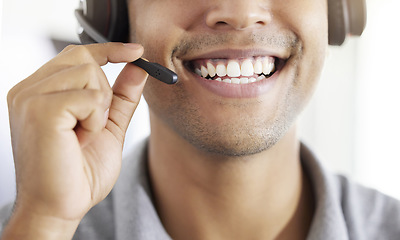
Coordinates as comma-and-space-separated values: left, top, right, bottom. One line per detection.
148, 114, 314, 240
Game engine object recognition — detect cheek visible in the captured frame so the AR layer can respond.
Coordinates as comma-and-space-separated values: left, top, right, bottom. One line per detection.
142, 76, 188, 122
279, 0, 328, 96
276, 0, 328, 36
129, 0, 205, 64
130, 0, 209, 116
274, 0, 328, 53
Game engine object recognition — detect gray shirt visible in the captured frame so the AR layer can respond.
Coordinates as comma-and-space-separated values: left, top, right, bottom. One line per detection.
1, 140, 400, 239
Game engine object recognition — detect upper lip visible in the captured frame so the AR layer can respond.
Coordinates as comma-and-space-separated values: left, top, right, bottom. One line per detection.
177, 48, 291, 62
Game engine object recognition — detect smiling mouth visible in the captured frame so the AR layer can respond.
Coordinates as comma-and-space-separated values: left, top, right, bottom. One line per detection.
185, 56, 284, 84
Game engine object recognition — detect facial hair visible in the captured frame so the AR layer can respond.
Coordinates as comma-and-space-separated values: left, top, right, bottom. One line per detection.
146, 31, 306, 157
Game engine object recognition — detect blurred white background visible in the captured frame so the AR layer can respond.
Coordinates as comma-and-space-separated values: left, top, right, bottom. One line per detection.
0, 0, 399, 208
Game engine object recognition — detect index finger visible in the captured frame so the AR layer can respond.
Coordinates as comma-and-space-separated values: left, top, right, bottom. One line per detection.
10, 43, 144, 97
60, 42, 144, 66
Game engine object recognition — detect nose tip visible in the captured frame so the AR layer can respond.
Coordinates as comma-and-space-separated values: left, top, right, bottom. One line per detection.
205, 1, 271, 30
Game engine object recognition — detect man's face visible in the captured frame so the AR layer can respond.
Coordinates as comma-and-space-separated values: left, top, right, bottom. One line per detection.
128, 0, 328, 156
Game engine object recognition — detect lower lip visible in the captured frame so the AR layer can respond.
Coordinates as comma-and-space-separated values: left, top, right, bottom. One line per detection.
191, 72, 279, 98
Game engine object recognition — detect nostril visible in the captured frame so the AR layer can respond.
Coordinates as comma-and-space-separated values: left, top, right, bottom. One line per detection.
215, 21, 228, 26
256, 21, 266, 26
207, 14, 270, 31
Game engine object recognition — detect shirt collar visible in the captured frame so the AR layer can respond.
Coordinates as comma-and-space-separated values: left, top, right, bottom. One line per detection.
300, 143, 349, 240
112, 140, 349, 240
113, 140, 171, 240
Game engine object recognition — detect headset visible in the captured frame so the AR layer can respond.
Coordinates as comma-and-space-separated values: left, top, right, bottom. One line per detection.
75, 0, 178, 84
75, 0, 367, 46
74, 0, 366, 83
75, 0, 128, 44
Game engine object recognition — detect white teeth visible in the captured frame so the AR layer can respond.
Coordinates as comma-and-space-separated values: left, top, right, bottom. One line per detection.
216, 76, 266, 84
257, 75, 265, 81
207, 62, 216, 78
216, 64, 227, 77
194, 57, 277, 84
201, 66, 208, 78
227, 61, 241, 77
262, 57, 275, 76
231, 78, 240, 84
195, 68, 202, 76
254, 59, 263, 74
240, 78, 249, 84
240, 59, 254, 77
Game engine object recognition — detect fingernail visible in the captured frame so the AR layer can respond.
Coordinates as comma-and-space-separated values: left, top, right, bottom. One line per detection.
123, 43, 142, 50
104, 108, 110, 127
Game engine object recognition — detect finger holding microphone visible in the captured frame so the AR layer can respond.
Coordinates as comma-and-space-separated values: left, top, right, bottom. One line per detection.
2, 42, 148, 240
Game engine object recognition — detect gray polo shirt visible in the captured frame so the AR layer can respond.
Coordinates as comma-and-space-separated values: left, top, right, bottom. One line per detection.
1, 140, 400, 239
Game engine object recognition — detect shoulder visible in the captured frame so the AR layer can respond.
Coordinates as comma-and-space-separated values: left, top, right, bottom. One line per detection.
335, 174, 400, 239
0, 203, 13, 234
300, 143, 400, 239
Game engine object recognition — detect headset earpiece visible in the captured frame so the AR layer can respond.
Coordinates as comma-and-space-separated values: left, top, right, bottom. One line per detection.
328, 0, 367, 45
76, 0, 366, 46
77, 28, 97, 45
75, 0, 128, 43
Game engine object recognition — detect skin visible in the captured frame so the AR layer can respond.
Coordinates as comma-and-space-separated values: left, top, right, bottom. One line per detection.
2, 43, 149, 239
2, 0, 327, 239
132, 0, 326, 238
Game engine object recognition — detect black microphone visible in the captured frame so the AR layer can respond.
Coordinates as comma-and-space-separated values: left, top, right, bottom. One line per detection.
132, 58, 177, 84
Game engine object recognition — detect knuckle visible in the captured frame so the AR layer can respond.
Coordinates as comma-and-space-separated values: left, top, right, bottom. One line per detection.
7, 86, 17, 106
20, 96, 44, 124
91, 90, 106, 104
80, 63, 99, 75
95, 89, 112, 107
25, 95, 44, 113
105, 87, 113, 99
7, 78, 27, 103
7, 85, 27, 110
72, 45, 93, 61
23, 99, 36, 115
103, 88, 113, 105
78, 63, 102, 87
61, 44, 77, 53
10, 92, 22, 110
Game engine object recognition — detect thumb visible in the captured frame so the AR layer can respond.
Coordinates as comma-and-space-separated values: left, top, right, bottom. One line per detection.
107, 62, 148, 143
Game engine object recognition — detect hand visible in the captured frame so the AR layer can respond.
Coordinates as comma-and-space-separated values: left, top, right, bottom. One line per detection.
3, 43, 148, 239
